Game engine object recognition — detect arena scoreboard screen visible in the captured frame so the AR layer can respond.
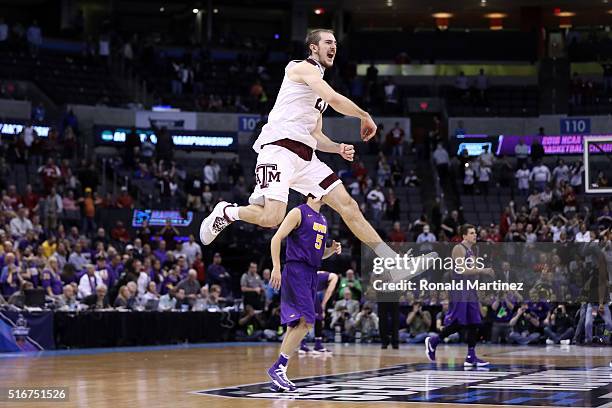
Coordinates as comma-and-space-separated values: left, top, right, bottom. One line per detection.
94, 126, 237, 151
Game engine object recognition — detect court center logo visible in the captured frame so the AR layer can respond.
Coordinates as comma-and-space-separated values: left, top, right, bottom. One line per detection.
191, 363, 612, 407
255, 164, 280, 188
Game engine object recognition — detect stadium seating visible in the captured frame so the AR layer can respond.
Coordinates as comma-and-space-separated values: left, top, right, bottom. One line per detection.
0, 51, 129, 106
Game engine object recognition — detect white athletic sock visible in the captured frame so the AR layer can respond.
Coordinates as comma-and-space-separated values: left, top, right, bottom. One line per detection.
373, 242, 400, 281
225, 206, 240, 221
373, 242, 397, 259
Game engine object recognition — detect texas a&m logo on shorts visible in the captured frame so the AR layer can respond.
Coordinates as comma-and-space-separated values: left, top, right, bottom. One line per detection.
255, 164, 281, 188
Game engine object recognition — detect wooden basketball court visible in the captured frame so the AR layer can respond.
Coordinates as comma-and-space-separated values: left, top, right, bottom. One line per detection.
3, 343, 612, 408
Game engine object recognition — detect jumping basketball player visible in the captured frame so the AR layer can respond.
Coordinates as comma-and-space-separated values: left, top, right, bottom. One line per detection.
299, 270, 338, 355
425, 224, 494, 367
199, 29, 432, 283
266, 197, 340, 391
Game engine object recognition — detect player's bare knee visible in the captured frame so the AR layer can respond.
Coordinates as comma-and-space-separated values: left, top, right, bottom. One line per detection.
300, 321, 312, 332
339, 197, 360, 218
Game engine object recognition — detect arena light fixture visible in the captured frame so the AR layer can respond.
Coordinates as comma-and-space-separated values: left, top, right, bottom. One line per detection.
314, 7, 325, 15
213, 8, 218, 13
192, 8, 199, 14
557, 11, 575, 28
485, 13, 507, 30
159, 6, 165, 12
432, 12, 453, 30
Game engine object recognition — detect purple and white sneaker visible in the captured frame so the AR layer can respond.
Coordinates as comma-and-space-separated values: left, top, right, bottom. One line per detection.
464, 355, 489, 367
270, 382, 297, 392
425, 335, 439, 362
298, 340, 311, 355
311, 338, 332, 355
312, 346, 333, 355
267, 362, 296, 392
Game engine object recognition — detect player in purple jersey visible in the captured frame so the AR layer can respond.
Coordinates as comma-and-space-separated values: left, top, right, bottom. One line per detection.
267, 197, 341, 392
299, 270, 338, 355
425, 224, 495, 367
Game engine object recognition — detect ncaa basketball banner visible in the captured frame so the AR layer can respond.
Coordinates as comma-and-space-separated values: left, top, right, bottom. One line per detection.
454, 134, 612, 156
135, 111, 197, 130
0, 311, 54, 352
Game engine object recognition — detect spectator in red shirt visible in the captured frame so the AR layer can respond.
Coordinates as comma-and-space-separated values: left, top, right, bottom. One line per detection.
499, 205, 514, 238
21, 184, 39, 213
487, 225, 502, 242
6, 185, 22, 210
115, 186, 134, 209
352, 160, 368, 180
111, 221, 130, 243
38, 158, 61, 193
386, 122, 405, 157
388, 221, 407, 243
192, 252, 206, 285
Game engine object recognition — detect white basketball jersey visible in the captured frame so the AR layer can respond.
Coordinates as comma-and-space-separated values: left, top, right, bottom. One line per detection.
253, 58, 328, 153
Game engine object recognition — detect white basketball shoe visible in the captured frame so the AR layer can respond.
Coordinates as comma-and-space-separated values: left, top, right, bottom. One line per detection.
199, 201, 237, 245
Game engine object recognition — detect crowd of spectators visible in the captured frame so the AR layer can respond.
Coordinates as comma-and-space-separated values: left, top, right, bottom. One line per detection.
3, 112, 612, 350
0, 206, 252, 314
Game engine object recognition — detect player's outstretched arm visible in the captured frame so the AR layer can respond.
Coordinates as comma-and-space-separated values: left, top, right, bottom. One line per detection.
269, 208, 302, 290
291, 62, 377, 141
311, 115, 355, 161
322, 272, 338, 305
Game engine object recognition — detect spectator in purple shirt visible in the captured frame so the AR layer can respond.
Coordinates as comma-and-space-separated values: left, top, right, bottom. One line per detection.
161, 266, 181, 295
1, 253, 22, 297
207, 252, 232, 298
107, 254, 124, 283
153, 240, 168, 264
162, 252, 175, 271
176, 255, 189, 279
18, 230, 38, 252
41, 256, 63, 296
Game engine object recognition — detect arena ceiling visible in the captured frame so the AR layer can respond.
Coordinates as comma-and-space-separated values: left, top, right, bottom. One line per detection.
344, 0, 612, 29
1, 0, 610, 30
111, 0, 612, 29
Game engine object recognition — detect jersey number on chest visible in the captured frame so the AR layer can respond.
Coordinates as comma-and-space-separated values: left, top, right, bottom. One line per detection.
314, 233, 324, 249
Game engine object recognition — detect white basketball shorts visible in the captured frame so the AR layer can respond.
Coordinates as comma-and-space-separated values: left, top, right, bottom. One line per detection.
248, 140, 342, 205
